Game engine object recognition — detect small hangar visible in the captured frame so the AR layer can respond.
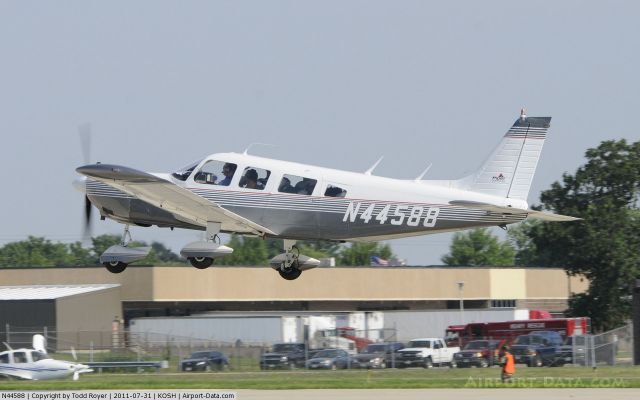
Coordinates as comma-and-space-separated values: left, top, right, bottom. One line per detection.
0, 284, 121, 348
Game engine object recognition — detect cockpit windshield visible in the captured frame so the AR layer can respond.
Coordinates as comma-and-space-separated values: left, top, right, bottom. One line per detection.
172, 159, 202, 181
31, 350, 50, 361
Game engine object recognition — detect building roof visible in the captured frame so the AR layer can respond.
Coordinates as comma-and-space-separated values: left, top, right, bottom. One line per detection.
0, 284, 120, 300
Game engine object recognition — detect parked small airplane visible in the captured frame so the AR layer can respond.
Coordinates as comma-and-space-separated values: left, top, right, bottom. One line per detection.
75, 110, 578, 280
0, 335, 92, 380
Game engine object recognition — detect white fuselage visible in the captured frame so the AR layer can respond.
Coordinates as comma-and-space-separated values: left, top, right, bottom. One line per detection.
0, 348, 90, 380
81, 152, 529, 241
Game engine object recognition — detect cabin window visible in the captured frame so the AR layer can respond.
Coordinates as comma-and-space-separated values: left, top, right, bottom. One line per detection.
13, 351, 28, 363
172, 159, 202, 181
238, 167, 270, 190
324, 184, 347, 198
0, 353, 8, 363
194, 160, 237, 186
279, 174, 317, 195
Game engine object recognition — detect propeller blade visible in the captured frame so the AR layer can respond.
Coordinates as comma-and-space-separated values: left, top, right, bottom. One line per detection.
79, 123, 92, 165
73, 371, 79, 381
83, 196, 93, 242
79, 123, 94, 244
71, 347, 78, 361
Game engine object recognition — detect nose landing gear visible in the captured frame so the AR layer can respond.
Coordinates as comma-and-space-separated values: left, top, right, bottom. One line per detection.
99, 225, 151, 274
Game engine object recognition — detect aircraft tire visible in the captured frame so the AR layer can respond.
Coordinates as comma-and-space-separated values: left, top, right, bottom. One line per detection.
278, 267, 302, 280
104, 261, 127, 274
189, 257, 214, 269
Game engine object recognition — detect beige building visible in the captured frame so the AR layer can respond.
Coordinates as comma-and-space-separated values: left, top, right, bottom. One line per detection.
0, 265, 587, 324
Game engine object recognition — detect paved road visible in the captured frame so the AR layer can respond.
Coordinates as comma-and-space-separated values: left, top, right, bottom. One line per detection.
234, 389, 640, 400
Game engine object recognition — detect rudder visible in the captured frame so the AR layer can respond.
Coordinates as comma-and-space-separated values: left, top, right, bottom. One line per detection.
458, 110, 551, 201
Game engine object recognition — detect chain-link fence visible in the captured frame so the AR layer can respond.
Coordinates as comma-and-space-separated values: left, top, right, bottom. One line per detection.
1, 323, 634, 371
571, 324, 633, 367
0, 325, 402, 371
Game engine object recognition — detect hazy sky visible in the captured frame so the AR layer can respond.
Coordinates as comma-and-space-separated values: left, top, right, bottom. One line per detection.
1, 1, 639, 265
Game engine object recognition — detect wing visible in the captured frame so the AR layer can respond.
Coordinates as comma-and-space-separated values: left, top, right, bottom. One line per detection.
449, 200, 581, 222
76, 164, 275, 235
0, 365, 32, 380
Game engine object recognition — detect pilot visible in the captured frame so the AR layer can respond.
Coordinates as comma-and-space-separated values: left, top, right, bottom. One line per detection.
243, 169, 260, 189
218, 163, 236, 186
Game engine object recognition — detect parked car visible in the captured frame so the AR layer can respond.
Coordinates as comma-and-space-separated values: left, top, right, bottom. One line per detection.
453, 339, 501, 368
396, 338, 460, 368
305, 348, 352, 370
352, 342, 405, 369
180, 351, 229, 372
511, 331, 564, 367
260, 343, 307, 370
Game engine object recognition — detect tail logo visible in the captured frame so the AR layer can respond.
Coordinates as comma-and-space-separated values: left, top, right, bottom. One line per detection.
491, 173, 506, 183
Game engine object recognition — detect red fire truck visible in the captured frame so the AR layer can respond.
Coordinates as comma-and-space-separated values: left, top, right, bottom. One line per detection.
445, 317, 591, 347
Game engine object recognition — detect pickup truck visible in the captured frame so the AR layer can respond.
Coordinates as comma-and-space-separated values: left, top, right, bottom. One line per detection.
396, 338, 460, 368
511, 331, 564, 367
259, 343, 307, 369
453, 339, 502, 368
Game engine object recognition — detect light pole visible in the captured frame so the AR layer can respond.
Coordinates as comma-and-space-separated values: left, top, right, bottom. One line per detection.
457, 281, 465, 324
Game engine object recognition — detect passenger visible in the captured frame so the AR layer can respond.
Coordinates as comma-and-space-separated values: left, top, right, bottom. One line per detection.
325, 186, 343, 197
499, 345, 515, 383
294, 178, 315, 195
242, 169, 260, 189
217, 163, 236, 186
279, 177, 294, 193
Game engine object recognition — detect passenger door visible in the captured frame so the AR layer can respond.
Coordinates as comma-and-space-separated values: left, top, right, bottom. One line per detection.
433, 340, 445, 363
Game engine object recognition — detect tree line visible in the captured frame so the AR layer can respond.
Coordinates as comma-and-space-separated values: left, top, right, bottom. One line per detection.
0, 235, 393, 268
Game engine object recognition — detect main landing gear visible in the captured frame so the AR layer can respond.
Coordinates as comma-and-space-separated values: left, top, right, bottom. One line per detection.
100, 225, 151, 274
180, 222, 233, 269
269, 240, 320, 280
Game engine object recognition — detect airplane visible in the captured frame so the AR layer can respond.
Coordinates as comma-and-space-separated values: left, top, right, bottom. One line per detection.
74, 109, 578, 280
0, 334, 92, 380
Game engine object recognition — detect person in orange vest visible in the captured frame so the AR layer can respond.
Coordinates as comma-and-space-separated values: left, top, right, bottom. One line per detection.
499, 345, 515, 383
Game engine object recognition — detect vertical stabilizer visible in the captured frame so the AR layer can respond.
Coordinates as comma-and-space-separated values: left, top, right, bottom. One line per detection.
33, 334, 47, 354
458, 111, 551, 201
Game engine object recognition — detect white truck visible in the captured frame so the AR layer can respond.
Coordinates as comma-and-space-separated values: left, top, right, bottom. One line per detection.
396, 338, 460, 368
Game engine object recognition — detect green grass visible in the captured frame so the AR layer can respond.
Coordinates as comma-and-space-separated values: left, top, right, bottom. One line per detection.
2, 366, 640, 390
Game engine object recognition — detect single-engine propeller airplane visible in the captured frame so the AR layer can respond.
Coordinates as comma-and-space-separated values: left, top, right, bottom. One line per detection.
0, 334, 92, 380
75, 110, 578, 280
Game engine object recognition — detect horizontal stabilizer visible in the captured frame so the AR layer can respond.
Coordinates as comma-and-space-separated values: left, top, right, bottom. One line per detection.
526, 210, 581, 222
449, 200, 580, 222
